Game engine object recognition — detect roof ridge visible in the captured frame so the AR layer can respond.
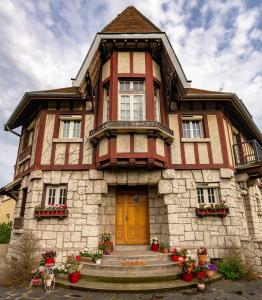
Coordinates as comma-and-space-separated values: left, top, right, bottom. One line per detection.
101, 6, 161, 33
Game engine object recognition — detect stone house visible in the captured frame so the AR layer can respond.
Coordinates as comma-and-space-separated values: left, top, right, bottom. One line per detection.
0, 6, 261, 273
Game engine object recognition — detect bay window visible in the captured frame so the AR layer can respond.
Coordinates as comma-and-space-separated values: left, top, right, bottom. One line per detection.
119, 80, 145, 121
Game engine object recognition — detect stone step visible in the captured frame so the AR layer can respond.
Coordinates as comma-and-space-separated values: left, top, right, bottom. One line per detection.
114, 245, 150, 251
80, 269, 181, 283
81, 261, 180, 273
56, 274, 223, 292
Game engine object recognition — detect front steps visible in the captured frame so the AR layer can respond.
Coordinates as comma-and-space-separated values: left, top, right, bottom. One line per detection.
56, 248, 223, 292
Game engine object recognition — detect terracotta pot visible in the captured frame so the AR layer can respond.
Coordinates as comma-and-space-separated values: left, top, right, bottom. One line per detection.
183, 273, 193, 282
198, 254, 207, 265
151, 243, 159, 252
69, 272, 80, 283
206, 270, 215, 278
171, 255, 179, 262
161, 248, 169, 254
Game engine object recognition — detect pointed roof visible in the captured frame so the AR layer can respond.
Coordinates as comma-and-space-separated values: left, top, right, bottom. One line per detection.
102, 6, 161, 33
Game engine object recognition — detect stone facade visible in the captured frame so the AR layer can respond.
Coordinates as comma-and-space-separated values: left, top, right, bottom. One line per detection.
8, 168, 262, 273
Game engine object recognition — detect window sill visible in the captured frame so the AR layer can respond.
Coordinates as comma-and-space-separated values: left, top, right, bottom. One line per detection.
181, 138, 210, 143
53, 138, 83, 143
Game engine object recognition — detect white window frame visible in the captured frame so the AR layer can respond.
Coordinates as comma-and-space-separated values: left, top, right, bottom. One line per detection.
196, 186, 219, 204
118, 80, 145, 121
154, 86, 161, 122
60, 118, 81, 138
45, 185, 67, 206
182, 118, 204, 138
103, 85, 110, 122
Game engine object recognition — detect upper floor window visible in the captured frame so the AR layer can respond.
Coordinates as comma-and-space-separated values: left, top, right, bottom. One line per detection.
197, 187, 219, 204
118, 80, 145, 121
182, 120, 204, 138
45, 185, 67, 206
154, 86, 161, 122
61, 120, 81, 138
103, 85, 110, 122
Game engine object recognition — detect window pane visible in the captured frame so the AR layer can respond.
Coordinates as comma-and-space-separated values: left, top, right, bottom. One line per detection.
59, 188, 67, 205
197, 188, 204, 204
182, 121, 191, 138
133, 95, 143, 121
62, 121, 70, 138
120, 96, 130, 120
48, 189, 56, 205
208, 188, 216, 203
133, 81, 144, 92
73, 121, 80, 137
120, 81, 130, 92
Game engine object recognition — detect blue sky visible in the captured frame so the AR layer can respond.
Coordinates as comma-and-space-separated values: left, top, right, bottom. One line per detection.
0, 0, 261, 186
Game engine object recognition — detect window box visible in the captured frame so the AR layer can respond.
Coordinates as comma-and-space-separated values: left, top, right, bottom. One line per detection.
34, 206, 68, 220
196, 207, 229, 218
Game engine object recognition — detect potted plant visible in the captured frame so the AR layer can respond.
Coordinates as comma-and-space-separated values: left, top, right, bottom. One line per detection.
207, 263, 217, 278
98, 232, 113, 252
42, 250, 56, 266
159, 242, 169, 254
193, 264, 207, 278
92, 250, 103, 264
171, 248, 187, 261
151, 237, 159, 251
197, 246, 207, 265
197, 277, 206, 292
179, 260, 193, 282
65, 254, 81, 283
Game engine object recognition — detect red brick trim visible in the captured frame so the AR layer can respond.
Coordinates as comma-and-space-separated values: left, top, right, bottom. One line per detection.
145, 52, 154, 120
217, 112, 230, 167
110, 51, 118, 120
194, 143, 200, 165
35, 110, 47, 167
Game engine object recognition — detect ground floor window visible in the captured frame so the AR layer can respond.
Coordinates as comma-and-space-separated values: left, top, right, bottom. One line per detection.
45, 185, 67, 206
197, 187, 219, 204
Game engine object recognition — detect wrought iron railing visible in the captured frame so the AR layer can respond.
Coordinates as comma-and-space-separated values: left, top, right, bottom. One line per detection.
89, 121, 174, 137
233, 139, 262, 166
13, 217, 24, 229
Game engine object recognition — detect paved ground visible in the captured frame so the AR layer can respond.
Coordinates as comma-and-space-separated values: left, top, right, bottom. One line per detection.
0, 257, 261, 299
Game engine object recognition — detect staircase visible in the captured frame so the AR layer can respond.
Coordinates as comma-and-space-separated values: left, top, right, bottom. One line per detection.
56, 246, 222, 292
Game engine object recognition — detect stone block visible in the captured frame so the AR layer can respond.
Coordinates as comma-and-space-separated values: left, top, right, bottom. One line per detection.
83, 205, 99, 214
162, 169, 176, 179
192, 170, 203, 182
89, 170, 104, 180
71, 232, 81, 241
93, 180, 108, 194
172, 180, 179, 194
104, 171, 117, 184
158, 179, 173, 194
86, 194, 102, 205
148, 171, 161, 184
202, 170, 220, 183
117, 170, 127, 184
164, 194, 178, 205
127, 171, 138, 185
138, 171, 149, 184
86, 181, 94, 193
182, 171, 193, 179
42, 231, 57, 240
186, 179, 196, 190
185, 231, 195, 241
220, 168, 234, 179
88, 236, 99, 248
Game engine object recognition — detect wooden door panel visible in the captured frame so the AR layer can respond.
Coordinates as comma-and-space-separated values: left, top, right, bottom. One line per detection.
116, 190, 149, 245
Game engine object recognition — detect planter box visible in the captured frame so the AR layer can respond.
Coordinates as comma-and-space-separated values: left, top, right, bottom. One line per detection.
196, 208, 229, 218
34, 208, 68, 220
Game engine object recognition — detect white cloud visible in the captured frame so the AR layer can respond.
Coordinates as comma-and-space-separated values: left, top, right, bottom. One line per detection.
0, 0, 261, 186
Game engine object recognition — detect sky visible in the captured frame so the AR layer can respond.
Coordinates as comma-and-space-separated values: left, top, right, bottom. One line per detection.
0, 0, 261, 186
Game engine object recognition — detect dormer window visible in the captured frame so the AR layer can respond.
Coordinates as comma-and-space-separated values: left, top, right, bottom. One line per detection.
118, 80, 145, 121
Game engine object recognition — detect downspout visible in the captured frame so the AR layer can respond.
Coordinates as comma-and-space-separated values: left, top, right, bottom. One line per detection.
4, 124, 21, 137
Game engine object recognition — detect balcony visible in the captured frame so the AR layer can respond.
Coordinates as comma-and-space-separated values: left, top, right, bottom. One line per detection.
89, 121, 174, 169
233, 139, 262, 179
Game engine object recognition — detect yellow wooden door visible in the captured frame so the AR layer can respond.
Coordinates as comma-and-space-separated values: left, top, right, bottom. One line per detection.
116, 190, 149, 244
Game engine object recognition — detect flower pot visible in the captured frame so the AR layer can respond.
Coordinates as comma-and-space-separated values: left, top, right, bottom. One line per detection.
197, 283, 206, 292
207, 270, 215, 278
69, 272, 80, 283
171, 255, 179, 262
194, 271, 206, 278
32, 278, 41, 286
95, 258, 102, 265
161, 248, 169, 254
198, 254, 207, 265
183, 273, 193, 282
45, 258, 55, 266
151, 243, 159, 252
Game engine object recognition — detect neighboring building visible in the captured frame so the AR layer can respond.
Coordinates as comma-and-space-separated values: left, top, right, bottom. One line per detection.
0, 195, 15, 223
0, 6, 262, 272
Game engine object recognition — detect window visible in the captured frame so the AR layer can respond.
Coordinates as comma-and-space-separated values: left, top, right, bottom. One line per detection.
61, 120, 81, 138
197, 187, 219, 204
154, 86, 161, 122
103, 86, 110, 122
119, 80, 145, 121
45, 185, 67, 206
182, 120, 204, 138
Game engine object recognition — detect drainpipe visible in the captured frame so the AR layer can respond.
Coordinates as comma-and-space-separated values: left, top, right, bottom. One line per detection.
5, 124, 21, 137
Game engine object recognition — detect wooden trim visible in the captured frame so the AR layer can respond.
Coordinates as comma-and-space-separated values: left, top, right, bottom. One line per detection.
203, 114, 213, 164
97, 74, 104, 125
145, 52, 154, 120
65, 144, 70, 166
50, 112, 60, 165
110, 51, 118, 120
217, 112, 230, 167
79, 112, 85, 164
194, 143, 200, 165
130, 133, 134, 154
35, 110, 47, 167
117, 73, 145, 78
130, 52, 133, 74
178, 114, 186, 165
171, 164, 235, 170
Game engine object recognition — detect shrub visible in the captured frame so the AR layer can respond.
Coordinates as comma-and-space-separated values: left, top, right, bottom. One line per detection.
0, 222, 12, 244
218, 243, 246, 280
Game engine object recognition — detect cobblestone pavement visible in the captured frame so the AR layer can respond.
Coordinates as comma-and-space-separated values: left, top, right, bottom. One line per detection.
0, 257, 261, 300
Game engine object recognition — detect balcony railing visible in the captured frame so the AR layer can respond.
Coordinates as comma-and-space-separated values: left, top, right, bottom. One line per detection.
233, 139, 262, 166
13, 217, 24, 229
